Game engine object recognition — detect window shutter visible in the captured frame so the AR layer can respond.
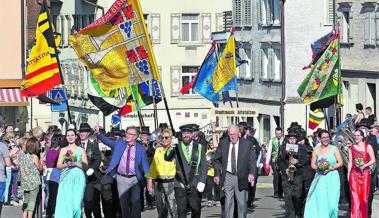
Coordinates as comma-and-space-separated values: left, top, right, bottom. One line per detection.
327, 0, 334, 25
250, 48, 254, 79
67, 15, 74, 36
56, 16, 62, 35
201, 13, 212, 44
254, 50, 261, 79
151, 13, 160, 44
273, 49, 281, 81
238, 48, 246, 79
364, 13, 373, 45
170, 66, 181, 96
348, 15, 353, 43
376, 13, 379, 46
260, 49, 267, 79
171, 13, 181, 44
244, 48, 253, 80
216, 13, 224, 31
243, 0, 252, 26
268, 48, 273, 80
266, 0, 273, 25
233, 0, 242, 26
370, 12, 376, 45
62, 15, 68, 46
257, 0, 262, 25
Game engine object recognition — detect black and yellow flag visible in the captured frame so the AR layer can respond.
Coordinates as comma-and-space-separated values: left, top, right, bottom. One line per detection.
21, 0, 62, 97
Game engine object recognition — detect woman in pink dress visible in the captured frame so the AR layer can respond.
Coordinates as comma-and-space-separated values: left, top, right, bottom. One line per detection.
348, 129, 376, 218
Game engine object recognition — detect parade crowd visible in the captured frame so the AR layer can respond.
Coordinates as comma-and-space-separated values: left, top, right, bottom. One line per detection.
0, 104, 378, 218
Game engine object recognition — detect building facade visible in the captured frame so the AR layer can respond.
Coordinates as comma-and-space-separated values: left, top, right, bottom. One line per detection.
336, 0, 379, 120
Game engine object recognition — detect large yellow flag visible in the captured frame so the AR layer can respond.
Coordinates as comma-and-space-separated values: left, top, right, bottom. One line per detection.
70, 0, 160, 96
20, 0, 62, 97
212, 35, 237, 93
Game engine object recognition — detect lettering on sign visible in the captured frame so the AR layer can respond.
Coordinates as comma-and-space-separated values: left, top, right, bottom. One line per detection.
212, 108, 259, 117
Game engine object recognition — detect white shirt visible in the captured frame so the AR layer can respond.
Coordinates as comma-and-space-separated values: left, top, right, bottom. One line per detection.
227, 140, 239, 173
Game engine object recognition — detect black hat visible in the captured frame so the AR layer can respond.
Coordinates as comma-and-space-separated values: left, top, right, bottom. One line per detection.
111, 127, 121, 136
120, 129, 126, 137
179, 124, 197, 133
193, 124, 200, 132
238, 121, 249, 128
286, 131, 298, 138
158, 123, 169, 130
141, 127, 151, 135
79, 123, 91, 132
356, 103, 363, 111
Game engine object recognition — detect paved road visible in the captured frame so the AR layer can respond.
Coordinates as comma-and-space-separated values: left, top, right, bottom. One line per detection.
3, 175, 379, 217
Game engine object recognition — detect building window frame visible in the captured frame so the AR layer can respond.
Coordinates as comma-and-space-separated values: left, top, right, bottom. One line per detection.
180, 66, 199, 96
181, 14, 200, 43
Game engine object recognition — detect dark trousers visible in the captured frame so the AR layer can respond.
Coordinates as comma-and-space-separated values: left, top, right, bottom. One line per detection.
11, 170, 18, 197
204, 175, 221, 201
101, 179, 118, 218
175, 187, 202, 218
46, 181, 58, 218
247, 169, 259, 207
84, 183, 102, 218
339, 166, 350, 204
271, 162, 283, 197
119, 181, 141, 218
282, 174, 303, 218
368, 173, 376, 217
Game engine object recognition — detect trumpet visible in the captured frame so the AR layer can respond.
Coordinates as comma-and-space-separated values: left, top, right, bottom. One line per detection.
286, 148, 297, 182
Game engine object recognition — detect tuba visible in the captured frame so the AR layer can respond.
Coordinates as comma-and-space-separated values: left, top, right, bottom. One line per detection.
332, 118, 355, 168
286, 148, 297, 182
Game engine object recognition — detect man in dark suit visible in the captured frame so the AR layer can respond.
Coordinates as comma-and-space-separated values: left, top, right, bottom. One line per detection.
95, 125, 150, 218
213, 125, 257, 218
79, 123, 102, 218
164, 124, 208, 218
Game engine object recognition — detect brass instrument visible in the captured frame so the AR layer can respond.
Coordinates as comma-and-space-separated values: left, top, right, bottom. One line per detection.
332, 118, 355, 168
286, 148, 296, 182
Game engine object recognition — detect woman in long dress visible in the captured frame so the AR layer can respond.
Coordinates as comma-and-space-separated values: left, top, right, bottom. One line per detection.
304, 130, 343, 218
55, 129, 88, 218
348, 129, 376, 218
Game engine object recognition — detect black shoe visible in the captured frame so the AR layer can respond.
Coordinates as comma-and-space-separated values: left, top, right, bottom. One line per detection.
273, 194, 279, 198
3, 202, 11, 206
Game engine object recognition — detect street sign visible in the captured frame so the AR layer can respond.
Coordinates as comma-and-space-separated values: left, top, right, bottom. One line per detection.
50, 88, 67, 112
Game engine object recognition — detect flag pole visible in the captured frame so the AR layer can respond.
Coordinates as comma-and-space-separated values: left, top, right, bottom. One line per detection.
321, 108, 330, 131
158, 81, 175, 133
151, 80, 158, 130
45, 0, 73, 124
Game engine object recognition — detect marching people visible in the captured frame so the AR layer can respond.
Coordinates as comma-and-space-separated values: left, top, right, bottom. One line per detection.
277, 123, 308, 218
96, 125, 150, 218
79, 123, 102, 218
367, 124, 379, 218
164, 124, 207, 218
303, 130, 343, 218
146, 128, 177, 218
204, 136, 220, 207
348, 129, 376, 218
265, 127, 284, 198
45, 134, 62, 218
213, 125, 257, 218
0, 137, 11, 216
55, 128, 88, 218
19, 137, 43, 218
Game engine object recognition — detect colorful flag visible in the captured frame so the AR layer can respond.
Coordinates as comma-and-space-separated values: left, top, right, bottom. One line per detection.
70, 0, 160, 95
297, 32, 342, 103
111, 114, 121, 129
118, 80, 161, 116
309, 109, 325, 130
212, 35, 237, 93
21, 0, 62, 97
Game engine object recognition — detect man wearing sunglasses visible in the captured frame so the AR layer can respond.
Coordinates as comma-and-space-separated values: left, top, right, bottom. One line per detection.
164, 124, 207, 218
146, 129, 177, 217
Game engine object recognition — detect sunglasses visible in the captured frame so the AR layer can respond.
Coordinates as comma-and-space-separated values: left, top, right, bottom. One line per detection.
162, 136, 171, 140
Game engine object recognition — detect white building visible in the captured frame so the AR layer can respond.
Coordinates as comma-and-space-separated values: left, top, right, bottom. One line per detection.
49, 0, 231, 131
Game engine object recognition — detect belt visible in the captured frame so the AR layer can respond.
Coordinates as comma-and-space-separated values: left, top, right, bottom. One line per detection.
119, 173, 136, 178
226, 171, 236, 176
156, 178, 174, 183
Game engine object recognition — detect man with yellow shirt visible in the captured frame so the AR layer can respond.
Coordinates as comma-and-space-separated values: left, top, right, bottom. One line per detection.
147, 129, 177, 218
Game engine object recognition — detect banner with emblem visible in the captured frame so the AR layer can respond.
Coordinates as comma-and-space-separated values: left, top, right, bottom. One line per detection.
70, 0, 160, 97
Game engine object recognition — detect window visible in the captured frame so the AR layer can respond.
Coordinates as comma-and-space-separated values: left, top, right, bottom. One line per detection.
258, 0, 280, 26
260, 48, 269, 80
260, 46, 281, 81
325, 0, 334, 25
233, 0, 252, 27
181, 14, 199, 42
340, 12, 350, 43
364, 11, 376, 46
273, 48, 281, 81
181, 66, 198, 95
338, 2, 353, 44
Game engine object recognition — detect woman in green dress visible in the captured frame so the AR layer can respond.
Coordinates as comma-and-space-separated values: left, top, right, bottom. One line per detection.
55, 129, 88, 218
304, 130, 343, 218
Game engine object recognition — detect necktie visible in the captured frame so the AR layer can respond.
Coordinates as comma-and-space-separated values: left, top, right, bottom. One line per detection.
81, 142, 85, 150
231, 143, 237, 174
183, 144, 190, 162
126, 145, 131, 175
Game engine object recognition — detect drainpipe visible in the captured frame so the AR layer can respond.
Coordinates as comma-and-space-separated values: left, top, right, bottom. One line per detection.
280, 0, 286, 128
82, 0, 105, 16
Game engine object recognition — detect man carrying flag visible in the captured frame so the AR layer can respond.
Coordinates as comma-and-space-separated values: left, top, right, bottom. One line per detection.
20, 0, 62, 97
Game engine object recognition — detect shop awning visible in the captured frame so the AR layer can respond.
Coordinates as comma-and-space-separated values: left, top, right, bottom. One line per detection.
0, 88, 29, 106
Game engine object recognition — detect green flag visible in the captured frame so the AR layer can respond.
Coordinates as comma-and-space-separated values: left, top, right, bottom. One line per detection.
297, 34, 342, 104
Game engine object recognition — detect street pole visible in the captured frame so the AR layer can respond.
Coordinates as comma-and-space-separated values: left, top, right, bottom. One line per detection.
280, 0, 286, 128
